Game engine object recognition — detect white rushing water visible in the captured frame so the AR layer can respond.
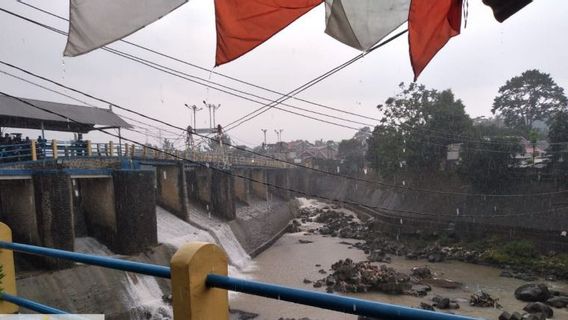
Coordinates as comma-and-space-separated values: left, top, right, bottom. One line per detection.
156, 206, 216, 247
121, 272, 172, 320
187, 206, 255, 272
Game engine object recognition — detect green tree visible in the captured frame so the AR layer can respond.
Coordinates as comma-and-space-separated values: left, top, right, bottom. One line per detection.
338, 137, 365, 173
548, 111, 568, 175
458, 137, 523, 193
492, 69, 568, 133
367, 83, 472, 176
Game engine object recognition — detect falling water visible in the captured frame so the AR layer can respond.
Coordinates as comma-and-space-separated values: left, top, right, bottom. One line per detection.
121, 272, 172, 320
188, 206, 254, 272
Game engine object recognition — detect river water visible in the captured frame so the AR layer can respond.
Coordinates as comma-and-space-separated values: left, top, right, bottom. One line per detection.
231, 203, 568, 320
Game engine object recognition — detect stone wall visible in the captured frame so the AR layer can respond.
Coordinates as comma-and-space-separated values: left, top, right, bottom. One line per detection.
33, 172, 75, 268
156, 164, 187, 219
112, 170, 158, 255
0, 179, 39, 245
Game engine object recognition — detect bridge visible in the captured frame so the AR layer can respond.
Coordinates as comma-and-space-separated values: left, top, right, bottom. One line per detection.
0, 139, 294, 263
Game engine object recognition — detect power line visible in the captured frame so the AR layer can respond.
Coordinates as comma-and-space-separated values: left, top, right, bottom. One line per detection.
0, 7, 368, 131
223, 28, 410, 132
2, 64, 567, 198
1, 90, 565, 220
5, 5, 545, 147
15, 0, 380, 123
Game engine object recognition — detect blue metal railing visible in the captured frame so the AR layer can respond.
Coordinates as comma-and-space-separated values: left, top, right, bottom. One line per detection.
1, 293, 67, 314
206, 274, 476, 320
0, 241, 170, 279
0, 240, 480, 320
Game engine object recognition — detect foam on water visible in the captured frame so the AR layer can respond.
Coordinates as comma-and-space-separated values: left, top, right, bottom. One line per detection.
156, 206, 215, 248
122, 272, 172, 319
189, 207, 255, 272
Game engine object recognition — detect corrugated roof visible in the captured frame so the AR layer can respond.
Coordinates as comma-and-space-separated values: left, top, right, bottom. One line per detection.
0, 95, 130, 129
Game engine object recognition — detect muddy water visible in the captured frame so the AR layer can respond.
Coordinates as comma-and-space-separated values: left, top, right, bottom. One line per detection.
231, 232, 568, 320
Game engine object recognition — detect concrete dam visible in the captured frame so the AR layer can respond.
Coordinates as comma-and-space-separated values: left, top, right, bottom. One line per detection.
1, 157, 567, 318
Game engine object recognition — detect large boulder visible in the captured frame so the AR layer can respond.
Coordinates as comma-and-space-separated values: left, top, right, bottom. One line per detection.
514, 284, 551, 302
523, 302, 553, 318
546, 296, 568, 308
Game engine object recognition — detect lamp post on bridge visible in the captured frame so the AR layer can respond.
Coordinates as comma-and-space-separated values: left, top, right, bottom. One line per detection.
261, 129, 268, 149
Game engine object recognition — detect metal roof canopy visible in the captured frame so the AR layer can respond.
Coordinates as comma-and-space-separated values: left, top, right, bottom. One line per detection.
0, 96, 131, 133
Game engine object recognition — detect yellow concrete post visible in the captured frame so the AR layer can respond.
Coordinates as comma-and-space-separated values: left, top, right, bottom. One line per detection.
124, 144, 129, 157
171, 242, 229, 320
51, 140, 58, 159
30, 139, 37, 161
109, 141, 114, 157
86, 140, 93, 157
143, 145, 148, 158
0, 223, 19, 314
130, 144, 135, 157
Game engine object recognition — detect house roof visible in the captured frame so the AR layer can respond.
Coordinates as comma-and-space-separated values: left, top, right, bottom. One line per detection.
0, 96, 130, 133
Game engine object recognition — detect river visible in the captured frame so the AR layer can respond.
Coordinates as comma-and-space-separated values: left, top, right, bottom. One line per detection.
230, 202, 568, 320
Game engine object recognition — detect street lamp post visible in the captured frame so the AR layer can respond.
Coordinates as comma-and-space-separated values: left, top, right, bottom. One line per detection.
184, 104, 202, 129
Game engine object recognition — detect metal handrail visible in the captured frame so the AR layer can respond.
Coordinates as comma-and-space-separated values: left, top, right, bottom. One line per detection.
0, 240, 479, 320
0, 241, 170, 278
206, 274, 478, 320
0, 293, 67, 314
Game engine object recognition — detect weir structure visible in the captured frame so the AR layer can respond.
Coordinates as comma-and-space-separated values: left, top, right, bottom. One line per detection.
0, 139, 294, 269
0, 222, 480, 320
1, 138, 567, 267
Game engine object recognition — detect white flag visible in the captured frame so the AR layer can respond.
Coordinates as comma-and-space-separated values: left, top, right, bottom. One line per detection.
64, 0, 187, 57
325, 0, 410, 51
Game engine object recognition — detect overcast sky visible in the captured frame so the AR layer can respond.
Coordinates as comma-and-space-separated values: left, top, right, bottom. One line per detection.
1, 0, 567, 148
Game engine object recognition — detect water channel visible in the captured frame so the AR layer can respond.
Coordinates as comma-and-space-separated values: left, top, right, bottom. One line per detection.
231, 201, 568, 320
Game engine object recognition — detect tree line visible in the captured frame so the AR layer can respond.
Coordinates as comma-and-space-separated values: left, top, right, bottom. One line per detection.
337, 70, 568, 193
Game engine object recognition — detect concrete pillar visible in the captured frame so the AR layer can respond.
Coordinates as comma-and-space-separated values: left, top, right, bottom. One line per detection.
267, 169, 290, 200
32, 172, 74, 269
156, 164, 189, 220
194, 167, 212, 205
233, 169, 250, 205
211, 170, 236, 220
0, 179, 39, 245
113, 170, 157, 255
250, 169, 267, 200
77, 178, 116, 247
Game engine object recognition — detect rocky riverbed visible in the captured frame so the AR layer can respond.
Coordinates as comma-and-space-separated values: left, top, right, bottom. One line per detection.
231, 198, 568, 320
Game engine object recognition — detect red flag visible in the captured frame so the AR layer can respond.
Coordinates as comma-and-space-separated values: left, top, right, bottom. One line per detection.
408, 0, 462, 80
215, 0, 322, 66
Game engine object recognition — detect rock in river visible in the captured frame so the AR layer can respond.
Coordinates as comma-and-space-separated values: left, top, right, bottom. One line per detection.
514, 284, 551, 302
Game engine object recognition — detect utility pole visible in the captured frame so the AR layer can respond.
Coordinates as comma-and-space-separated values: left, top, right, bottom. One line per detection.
184, 104, 202, 129
212, 104, 221, 127
274, 129, 283, 142
203, 101, 212, 128
261, 129, 268, 148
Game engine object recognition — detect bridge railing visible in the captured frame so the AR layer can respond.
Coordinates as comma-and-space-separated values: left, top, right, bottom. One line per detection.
0, 140, 290, 168
0, 223, 479, 320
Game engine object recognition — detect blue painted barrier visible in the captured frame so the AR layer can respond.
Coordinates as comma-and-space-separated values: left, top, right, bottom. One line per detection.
1, 293, 68, 314
0, 241, 170, 279
1, 240, 482, 320
206, 274, 481, 320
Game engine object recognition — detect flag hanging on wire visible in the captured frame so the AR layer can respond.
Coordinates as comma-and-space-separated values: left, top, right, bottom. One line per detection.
324, 0, 410, 51
408, 0, 463, 80
214, 0, 323, 66
64, 0, 187, 57
482, 0, 532, 23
